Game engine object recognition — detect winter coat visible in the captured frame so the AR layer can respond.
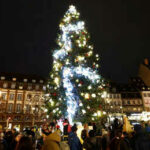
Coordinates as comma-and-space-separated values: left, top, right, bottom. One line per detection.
109, 137, 130, 150
83, 137, 101, 150
132, 132, 150, 150
42, 131, 61, 150
68, 132, 82, 150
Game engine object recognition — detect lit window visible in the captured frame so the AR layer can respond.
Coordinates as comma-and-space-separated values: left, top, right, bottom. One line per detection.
12, 78, 16, 81
26, 105, 31, 113
2, 93, 7, 100
8, 103, 13, 112
43, 86, 46, 91
35, 85, 39, 90
34, 95, 39, 101
1, 76, 5, 80
27, 94, 32, 100
16, 104, 22, 113
23, 79, 28, 82
32, 80, 36, 83
40, 80, 43, 83
133, 108, 137, 111
3, 83, 8, 88
11, 83, 16, 89
9, 93, 15, 100
19, 86, 23, 90
17, 94, 23, 100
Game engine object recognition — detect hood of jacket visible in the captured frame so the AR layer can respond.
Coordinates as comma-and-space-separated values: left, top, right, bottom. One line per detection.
46, 131, 61, 143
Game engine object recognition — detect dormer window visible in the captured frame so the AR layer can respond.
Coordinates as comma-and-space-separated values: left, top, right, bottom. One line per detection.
32, 80, 36, 83
24, 79, 28, 82
1, 76, 5, 80
40, 80, 43, 83
19, 86, 23, 90
12, 78, 16, 81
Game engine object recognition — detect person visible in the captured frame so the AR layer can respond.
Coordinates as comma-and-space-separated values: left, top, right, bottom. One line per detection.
42, 130, 61, 150
83, 130, 101, 150
131, 124, 150, 150
15, 136, 34, 150
81, 129, 88, 142
68, 125, 82, 150
102, 130, 109, 150
3, 130, 14, 150
109, 129, 130, 150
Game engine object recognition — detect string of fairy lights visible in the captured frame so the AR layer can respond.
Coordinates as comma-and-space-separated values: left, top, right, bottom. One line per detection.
46, 5, 105, 124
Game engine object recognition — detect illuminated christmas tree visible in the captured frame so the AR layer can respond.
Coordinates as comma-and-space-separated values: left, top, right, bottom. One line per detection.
45, 5, 105, 124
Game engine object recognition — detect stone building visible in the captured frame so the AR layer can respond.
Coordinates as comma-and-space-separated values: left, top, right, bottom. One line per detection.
0, 73, 47, 131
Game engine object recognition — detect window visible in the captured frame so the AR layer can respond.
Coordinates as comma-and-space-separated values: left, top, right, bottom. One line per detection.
35, 106, 39, 113
17, 94, 23, 101
109, 94, 112, 99
3, 83, 8, 88
143, 93, 147, 97
2, 93, 7, 100
35, 85, 39, 90
117, 94, 120, 99
148, 93, 150, 97
16, 104, 22, 113
40, 80, 43, 83
138, 100, 142, 105
1, 76, 5, 80
27, 84, 32, 90
11, 83, 16, 89
9, 93, 15, 100
127, 101, 130, 105
113, 94, 116, 99
0, 103, 6, 112
43, 86, 46, 91
12, 78, 16, 81
34, 95, 39, 101
19, 86, 23, 90
32, 79, 36, 83
8, 103, 13, 112
133, 101, 135, 105
133, 108, 137, 111
27, 94, 32, 100
24, 79, 28, 82
26, 105, 31, 113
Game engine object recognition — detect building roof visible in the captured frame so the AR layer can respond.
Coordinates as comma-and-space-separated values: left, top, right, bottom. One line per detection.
0, 72, 47, 84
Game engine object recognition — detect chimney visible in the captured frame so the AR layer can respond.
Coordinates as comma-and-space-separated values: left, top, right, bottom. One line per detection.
144, 58, 149, 65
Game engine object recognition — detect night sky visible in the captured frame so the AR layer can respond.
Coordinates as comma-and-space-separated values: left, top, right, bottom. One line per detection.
1, 0, 150, 83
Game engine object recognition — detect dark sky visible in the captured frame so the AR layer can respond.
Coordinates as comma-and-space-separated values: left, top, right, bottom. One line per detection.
1, 0, 150, 83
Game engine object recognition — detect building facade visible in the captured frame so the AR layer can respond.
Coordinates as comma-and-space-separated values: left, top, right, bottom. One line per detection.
138, 58, 150, 86
0, 73, 47, 131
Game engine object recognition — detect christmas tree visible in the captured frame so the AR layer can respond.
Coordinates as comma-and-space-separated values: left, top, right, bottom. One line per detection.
45, 5, 105, 124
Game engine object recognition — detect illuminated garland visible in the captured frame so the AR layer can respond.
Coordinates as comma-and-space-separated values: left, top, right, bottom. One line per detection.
47, 5, 103, 124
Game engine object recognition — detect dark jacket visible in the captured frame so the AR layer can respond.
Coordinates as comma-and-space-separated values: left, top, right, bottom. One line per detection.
131, 132, 150, 150
68, 132, 82, 150
83, 137, 101, 150
109, 137, 130, 150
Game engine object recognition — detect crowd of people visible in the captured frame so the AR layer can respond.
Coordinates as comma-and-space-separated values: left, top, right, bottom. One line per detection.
0, 118, 150, 150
